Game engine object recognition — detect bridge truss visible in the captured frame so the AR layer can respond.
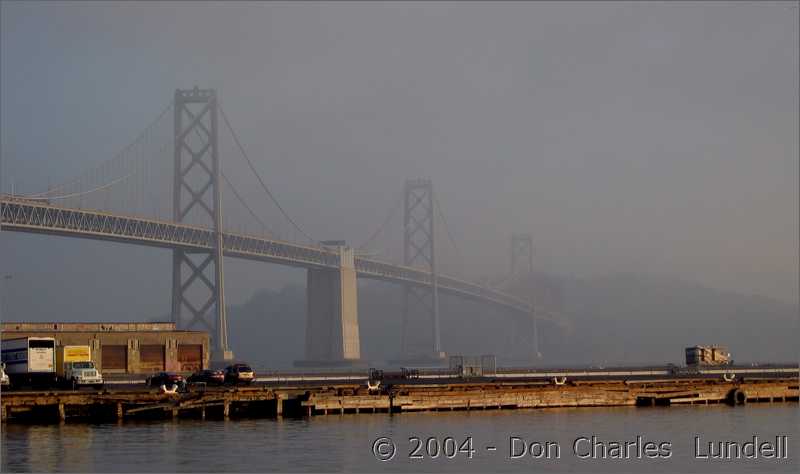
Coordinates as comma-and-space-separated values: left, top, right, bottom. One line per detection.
0, 87, 556, 361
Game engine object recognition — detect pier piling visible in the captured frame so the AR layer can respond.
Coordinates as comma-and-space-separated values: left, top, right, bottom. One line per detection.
1, 375, 797, 424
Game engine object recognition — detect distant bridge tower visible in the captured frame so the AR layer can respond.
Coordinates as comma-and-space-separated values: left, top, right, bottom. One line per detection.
510, 233, 533, 278
400, 179, 443, 358
510, 233, 540, 359
170, 87, 231, 361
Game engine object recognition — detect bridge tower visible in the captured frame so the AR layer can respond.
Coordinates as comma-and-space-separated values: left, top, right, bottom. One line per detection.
400, 179, 443, 358
511, 233, 533, 278
170, 87, 231, 361
510, 233, 540, 359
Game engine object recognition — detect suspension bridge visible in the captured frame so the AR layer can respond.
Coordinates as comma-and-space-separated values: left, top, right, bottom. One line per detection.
0, 87, 551, 364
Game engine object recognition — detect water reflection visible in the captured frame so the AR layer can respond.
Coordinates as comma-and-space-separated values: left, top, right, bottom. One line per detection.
1, 405, 797, 473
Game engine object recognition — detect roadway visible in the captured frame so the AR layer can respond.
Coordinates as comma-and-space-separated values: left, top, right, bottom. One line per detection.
0, 197, 537, 316
5, 364, 797, 394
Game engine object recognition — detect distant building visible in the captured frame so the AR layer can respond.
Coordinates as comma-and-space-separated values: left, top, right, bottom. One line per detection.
1, 322, 208, 374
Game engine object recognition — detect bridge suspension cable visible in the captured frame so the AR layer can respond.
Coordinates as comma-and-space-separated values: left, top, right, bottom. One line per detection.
433, 194, 465, 276
175, 104, 275, 238
220, 170, 275, 237
218, 103, 317, 245
26, 102, 174, 199
22, 171, 136, 201
356, 192, 403, 251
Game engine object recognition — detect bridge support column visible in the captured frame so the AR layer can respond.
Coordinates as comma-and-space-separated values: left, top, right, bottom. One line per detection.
296, 246, 361, 366
510, 233, 541, 360
171, 87, 231, 362
399, 179, 444, 360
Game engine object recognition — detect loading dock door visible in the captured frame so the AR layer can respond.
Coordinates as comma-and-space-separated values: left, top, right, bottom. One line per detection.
140, 345, 165, 371
101, 345, 127, 371
178, 345, 203, 372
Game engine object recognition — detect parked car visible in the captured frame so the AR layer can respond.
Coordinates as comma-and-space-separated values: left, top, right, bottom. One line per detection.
224, 364, 255, 385
187, 369, 224, 385
146, 371, 184, 388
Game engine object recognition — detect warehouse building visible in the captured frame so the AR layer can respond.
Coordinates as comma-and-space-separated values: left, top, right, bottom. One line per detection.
0, 322, 209, 375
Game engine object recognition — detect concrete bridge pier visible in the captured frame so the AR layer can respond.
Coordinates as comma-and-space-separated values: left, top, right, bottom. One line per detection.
295, 246, 362, 367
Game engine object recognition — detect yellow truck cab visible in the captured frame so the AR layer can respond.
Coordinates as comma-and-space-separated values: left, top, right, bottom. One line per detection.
56, 346, 103, 389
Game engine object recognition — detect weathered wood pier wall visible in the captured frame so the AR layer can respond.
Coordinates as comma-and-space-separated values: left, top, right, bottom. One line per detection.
2, 377, 797, 423
303, 378, 798, 414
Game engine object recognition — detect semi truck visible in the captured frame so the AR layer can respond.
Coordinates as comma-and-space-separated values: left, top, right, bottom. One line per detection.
56, 345, 103, 389
1, 337, 57, 387
685, 345, 732, 366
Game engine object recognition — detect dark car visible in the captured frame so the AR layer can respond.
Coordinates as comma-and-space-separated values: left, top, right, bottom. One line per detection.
146, 371, 184, 388
187, 369, 225, 385
224, 364, 255, 385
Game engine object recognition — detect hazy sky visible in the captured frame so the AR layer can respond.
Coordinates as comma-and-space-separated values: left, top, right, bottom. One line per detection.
1, 1, 797, 323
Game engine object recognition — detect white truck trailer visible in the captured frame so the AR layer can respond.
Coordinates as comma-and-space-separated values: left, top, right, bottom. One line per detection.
1, 337, 57, 387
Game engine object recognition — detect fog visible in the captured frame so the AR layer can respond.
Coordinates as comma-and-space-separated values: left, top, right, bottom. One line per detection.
1, 2, 797, 364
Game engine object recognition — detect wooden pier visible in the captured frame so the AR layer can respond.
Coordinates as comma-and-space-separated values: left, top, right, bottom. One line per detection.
2, 376, 797, 423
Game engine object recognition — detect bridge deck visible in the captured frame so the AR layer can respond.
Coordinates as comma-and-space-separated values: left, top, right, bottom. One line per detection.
1, 198, 536, 315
